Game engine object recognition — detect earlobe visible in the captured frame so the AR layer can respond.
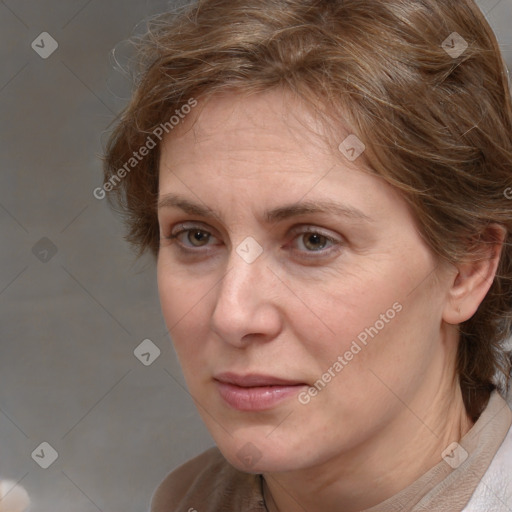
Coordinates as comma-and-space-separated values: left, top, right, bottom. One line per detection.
443, 224, 507, 325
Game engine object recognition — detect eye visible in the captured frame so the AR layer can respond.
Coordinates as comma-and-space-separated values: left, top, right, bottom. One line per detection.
288, 227, 342, 257
163, 223, 221, 251
180, 228, 212, 247
296, 232, 332, 251
162, 223, 342, 260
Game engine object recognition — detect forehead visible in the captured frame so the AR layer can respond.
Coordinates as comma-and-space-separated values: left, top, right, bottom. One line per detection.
159, 89, 352, 172
156, 89, 416, 230
160, 93, 351, 203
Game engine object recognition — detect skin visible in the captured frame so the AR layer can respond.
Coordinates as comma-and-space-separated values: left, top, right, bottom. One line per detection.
156, 89, 503, 512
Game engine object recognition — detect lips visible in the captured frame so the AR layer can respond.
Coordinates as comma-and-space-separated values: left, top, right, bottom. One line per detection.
214, 372, 306, 387
214, 372, 308, 411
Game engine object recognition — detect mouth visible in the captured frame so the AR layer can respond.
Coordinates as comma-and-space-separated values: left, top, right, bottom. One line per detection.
214, 372, 308, 411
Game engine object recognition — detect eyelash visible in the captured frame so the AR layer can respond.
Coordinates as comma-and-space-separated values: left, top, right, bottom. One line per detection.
163, 223, 342, 259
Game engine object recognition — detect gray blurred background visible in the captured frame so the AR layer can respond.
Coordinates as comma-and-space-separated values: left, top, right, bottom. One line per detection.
0, 1, 511, 511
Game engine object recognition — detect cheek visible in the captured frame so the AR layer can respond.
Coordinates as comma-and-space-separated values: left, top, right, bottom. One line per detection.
293, 264, 428, 393
306, 276, 440, 417
157, 265, 213, 360
294, 271, 401, 358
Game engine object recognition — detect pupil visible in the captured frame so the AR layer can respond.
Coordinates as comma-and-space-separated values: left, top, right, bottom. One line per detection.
191, 230, 209, 245
306, 234, 325, 250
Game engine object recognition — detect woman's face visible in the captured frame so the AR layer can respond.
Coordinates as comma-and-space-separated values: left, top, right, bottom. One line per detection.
157, 90, 454, 473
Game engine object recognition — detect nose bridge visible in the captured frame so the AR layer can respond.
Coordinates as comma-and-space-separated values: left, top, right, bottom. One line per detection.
218, 245, 268, 309
210, 242, 278, 342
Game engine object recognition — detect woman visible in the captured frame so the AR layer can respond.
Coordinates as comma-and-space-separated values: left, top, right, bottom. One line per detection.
103, 0, 512, 510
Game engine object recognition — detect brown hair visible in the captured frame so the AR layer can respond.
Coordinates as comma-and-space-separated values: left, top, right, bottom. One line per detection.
103, 0, 512, 421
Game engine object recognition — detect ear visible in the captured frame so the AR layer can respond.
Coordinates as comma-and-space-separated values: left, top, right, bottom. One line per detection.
443, 224, 507, 325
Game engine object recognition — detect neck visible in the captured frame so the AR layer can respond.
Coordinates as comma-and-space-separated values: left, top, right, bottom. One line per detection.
263, 382, 473, 512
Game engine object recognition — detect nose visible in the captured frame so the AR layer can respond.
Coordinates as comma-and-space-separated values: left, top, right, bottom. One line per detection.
210, 248, 282, 348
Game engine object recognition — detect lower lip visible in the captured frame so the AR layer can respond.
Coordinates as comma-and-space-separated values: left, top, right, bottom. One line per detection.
216, 381, 307, 411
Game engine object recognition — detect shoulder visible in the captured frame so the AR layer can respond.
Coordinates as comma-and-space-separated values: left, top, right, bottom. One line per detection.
150, 446, 265, 512
462, 422, 512, 511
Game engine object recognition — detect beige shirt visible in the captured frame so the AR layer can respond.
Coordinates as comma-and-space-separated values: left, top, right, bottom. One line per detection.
151, 390, 512, 512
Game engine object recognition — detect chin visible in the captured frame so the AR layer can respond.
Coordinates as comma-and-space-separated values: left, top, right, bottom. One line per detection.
217, 433, 309, 474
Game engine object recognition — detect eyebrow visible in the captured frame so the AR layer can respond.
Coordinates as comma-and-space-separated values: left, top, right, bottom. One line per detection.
157, 193, 374, 224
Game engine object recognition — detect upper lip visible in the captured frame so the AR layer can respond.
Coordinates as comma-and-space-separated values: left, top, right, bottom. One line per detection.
214, 372, 306, 387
